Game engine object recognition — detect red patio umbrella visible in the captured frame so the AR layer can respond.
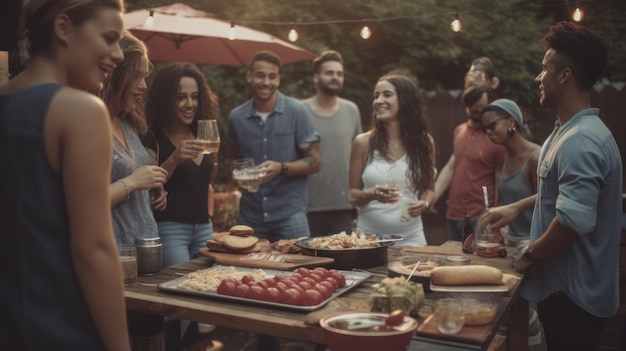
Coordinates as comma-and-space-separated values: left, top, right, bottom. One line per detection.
124, 3, 316, 66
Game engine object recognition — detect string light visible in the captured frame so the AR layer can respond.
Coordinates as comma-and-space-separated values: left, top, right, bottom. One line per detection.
572, 7, 584, 22
450, 12, 462, 32
228, 22, 236, 40
360, 23, 372, 39
144, 10, 154, 28
288, 24, 299, 42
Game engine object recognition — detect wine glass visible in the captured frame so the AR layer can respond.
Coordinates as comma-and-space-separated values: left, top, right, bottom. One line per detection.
232, 158, 266, 193
197, 119, 220, 154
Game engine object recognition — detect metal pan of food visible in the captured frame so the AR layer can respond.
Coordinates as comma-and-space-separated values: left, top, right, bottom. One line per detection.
295, 233, 397, 270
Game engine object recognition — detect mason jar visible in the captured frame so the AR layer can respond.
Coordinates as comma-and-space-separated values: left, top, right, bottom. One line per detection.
135, 237, 163, 275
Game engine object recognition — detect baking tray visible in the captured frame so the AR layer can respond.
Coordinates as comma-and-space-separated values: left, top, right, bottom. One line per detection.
429, 273, 519, 293
158, 265, 372, 312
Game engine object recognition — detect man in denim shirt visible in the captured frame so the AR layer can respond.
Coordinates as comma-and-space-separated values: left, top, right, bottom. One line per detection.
514, 22, 623, 350
227, 51, 320, 241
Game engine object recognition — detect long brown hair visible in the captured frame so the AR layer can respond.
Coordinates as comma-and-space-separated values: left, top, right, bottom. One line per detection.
99, 31, 151, 135
369, 74, 434, 195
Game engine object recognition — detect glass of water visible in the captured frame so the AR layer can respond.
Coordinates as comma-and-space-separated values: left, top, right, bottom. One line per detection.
434, 298, 465, 334
232, 158, 266, 193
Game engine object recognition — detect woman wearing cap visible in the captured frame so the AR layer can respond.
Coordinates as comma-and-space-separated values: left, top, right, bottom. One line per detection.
479, 98, 540, 247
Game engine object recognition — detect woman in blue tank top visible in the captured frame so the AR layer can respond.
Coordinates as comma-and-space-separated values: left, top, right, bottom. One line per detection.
0, 1, 131, 350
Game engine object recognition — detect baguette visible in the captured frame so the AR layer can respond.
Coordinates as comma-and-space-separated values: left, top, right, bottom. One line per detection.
223, 235, 259, 251
430, 265, 503, 286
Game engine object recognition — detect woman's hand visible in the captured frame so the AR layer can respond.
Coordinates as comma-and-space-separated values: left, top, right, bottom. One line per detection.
150, 186, 167, 211
373, 185, 400, 204
406, 199, 430, 217
127, 165, 168, 191
173, 139, 203, 163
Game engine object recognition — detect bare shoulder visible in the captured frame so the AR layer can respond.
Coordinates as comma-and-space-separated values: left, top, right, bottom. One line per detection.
48, 88, 109, 128
353, 132, 371, 147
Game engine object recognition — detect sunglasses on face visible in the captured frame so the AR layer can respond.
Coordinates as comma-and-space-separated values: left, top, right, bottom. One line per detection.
482, 116, 508, 133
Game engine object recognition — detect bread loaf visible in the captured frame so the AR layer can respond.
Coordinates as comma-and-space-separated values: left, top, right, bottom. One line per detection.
430, 265, 503, 286
213, 232, 230, 243
223, 235, 259, 251
229, 225, 254, 237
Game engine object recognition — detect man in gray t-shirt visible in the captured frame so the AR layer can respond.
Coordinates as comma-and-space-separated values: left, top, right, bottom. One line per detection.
302, 50, 362, 236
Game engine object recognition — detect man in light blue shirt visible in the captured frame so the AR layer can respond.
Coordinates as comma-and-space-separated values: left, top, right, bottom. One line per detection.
514, 22, 622, 350
227, 51, 320, 241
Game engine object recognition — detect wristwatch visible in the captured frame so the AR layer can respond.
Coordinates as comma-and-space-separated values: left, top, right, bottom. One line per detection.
280, 162, 288, 176
523, 246, 538, 261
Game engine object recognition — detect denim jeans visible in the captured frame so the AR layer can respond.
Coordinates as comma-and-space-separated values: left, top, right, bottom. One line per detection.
157, 221, 213, 268
239, 211, 310, 241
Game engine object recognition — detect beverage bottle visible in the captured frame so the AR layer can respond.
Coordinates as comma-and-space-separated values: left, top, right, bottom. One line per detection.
461, 213, 474, 253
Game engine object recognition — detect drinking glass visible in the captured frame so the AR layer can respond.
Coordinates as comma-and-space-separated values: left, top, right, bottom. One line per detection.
197, 119, 220, 154
398, 192, 416, 222
118, 246, 138, 286
434, 298, 465, 334
232, 158, 266, 193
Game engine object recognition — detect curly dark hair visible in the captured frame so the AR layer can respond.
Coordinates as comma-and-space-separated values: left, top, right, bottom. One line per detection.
145, 62, 218, 134
369, 74, 434, 195
541, 21, 607, 90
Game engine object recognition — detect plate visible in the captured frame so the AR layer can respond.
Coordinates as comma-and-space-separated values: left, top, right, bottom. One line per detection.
158, 265, 372, 312
429, 273, 520, 293
387, 255, 447, 292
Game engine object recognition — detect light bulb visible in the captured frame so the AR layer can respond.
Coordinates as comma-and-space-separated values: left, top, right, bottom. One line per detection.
144, 10, 154, 28
450, 11, 462, 33
572, 7, 584, 22
228, 22, 236, 40
360, 25, 371, 39
288, 28, 299, 42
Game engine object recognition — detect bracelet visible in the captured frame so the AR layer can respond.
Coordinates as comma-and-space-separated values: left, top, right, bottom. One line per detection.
523, 246, 538, 261
423, 200, 430, 208
119, 180, 130, 201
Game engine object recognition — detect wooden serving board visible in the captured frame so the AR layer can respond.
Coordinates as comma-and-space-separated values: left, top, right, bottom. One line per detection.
198, 247, 334, 271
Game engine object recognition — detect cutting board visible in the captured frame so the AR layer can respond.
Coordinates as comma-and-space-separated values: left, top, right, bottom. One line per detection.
415, 314, 492, 345
198, 247, 334, 271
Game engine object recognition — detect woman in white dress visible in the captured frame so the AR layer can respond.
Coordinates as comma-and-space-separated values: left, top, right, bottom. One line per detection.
348, 74, 436, 247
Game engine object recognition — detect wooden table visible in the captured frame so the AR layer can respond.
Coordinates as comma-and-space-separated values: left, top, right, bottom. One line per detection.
124, 241, 528, 351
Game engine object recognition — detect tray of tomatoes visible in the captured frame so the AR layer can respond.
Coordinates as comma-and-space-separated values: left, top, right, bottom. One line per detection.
158, 265, 372, 311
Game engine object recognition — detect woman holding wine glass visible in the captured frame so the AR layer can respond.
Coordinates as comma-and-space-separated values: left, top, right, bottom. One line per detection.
348, 74, 436, 246
144, 62, 219, 268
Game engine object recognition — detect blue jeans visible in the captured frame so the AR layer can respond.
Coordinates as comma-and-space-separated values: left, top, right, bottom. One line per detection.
446, 219, 476, 241
157, 221, 213, 268
239, 211, 310, 241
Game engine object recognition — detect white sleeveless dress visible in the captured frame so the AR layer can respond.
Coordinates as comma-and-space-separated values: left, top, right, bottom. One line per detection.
355, 151, 427, 247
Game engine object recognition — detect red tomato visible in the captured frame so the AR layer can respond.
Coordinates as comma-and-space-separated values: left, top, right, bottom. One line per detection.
289, 273, 303, 282
301, 289, 324, 306
302, 277, 317, 286
319, 280, 335, 294
329, 271, 346, 287
282, 288, 303, 305
309, 273, 324, 283
385, 310, 405, 326
313, 267, 329, 278
289, 283, 305, 294
246, 280, 259, 287
314, 283, 331, 299
298, 281, 312, 291
295, 267, 311, 277
274, 274, 288, 282
263, 278, 277, 287
257, 280, 270, 289
261, 287, 282, 303
241, 275, 255, 285
248, 285, 264, 300
233, 283, 250, 298
217, 280, 237, 296
324, 277, 339, 291
275, 281, 289, 294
